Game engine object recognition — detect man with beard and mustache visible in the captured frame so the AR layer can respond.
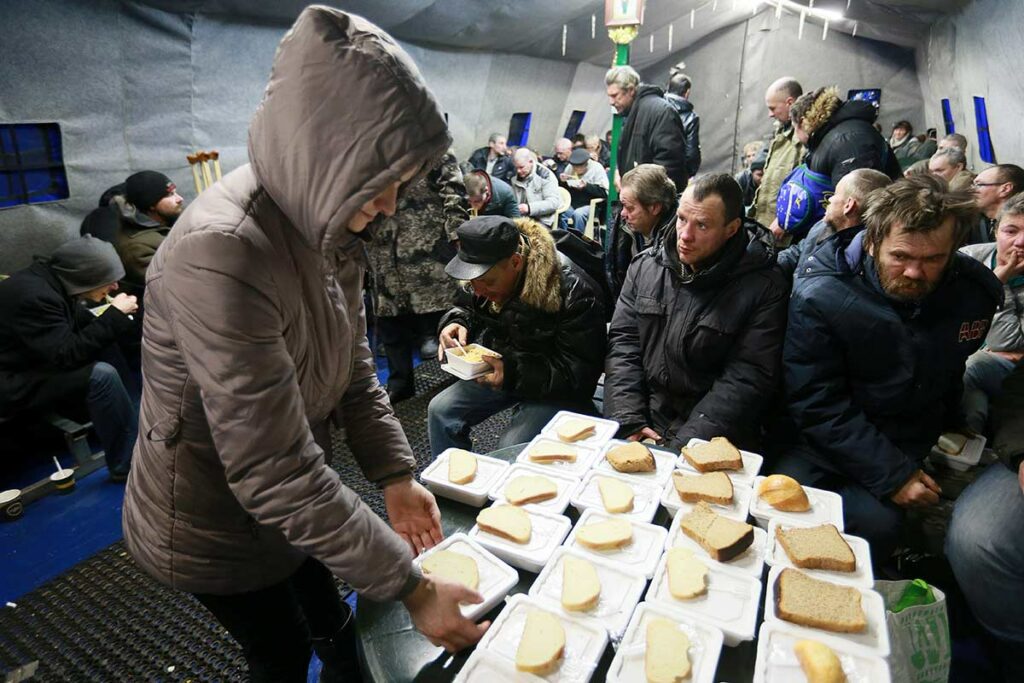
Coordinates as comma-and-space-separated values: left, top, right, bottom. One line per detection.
772, 176, 1002, 564
116, 170, 186, 286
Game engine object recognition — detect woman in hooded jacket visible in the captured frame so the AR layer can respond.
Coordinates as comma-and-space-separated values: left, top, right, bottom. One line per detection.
121, 8, 488, 681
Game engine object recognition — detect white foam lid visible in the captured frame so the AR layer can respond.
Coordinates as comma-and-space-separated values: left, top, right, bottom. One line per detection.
660, 474, 753, 522
539, 410, 620, 449
676, 438, 763, 488
517, 435, 601, 478
569, 469, 662, 524
563, 508, 668, 579
469, 505, 572, 573
413, 533, 519, 622
591, 439, 678, 487
765, 519, 875, 588
665, 508, 767, 578
487, 462, 582, 515
748, 476, 845, 532
421, 449, 511, 507
753, 621, 892, 683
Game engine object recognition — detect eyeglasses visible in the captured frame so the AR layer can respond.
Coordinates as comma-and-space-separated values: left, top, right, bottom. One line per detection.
972, 181, 1003, 188
819, 191, 835, 208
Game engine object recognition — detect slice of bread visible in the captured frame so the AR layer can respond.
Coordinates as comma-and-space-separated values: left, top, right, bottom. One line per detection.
561, 554, 601, 611
516, 609, 566, 674
794, 639, 847, 683
937, 432, 968, 455
607, 441, 656, 473
528, 441, 578, 463
666, 547, 708, 600
597, 476, 635, 513
679, 501, 754, 562
775, 524, 856, 573
672, 470, 734, 505
775, 568, 867, 634
447, 449, 478, 485
556, 417, 597, 443
758, 474, 811, 512
576, 518, 634, 550
681, 437, 743, 472
421, 549, 479, 591
645, 618, 692, 683
504, 475, 558, 505
477, 504, 531, 544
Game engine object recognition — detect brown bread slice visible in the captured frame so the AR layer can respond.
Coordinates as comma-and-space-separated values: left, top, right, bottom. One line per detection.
672, 471, 734, 505
775, 524, 856, 573
681, 437, 742, 472
775, 568, 867, 634
606, 441, 656, 473
679, 501, 754, 561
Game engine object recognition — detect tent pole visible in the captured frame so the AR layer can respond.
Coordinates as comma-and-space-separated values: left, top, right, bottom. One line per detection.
605, 26, 639, 246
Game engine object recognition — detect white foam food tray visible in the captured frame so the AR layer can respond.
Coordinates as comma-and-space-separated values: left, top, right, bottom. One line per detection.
445, 343, 501, 377
488, 462, 582, 515
540, 410, 620, 449
461, 593, 609, 683
764, 565, 891, 657
528, 547, 646, 643
590, 439, 678, 487
606, 601, 725, 683
666, 508, 767, 578
413, 533, 519, 622
563, 508, 668, 579
469, 506, 572, 573
421, 449, 512, 507
441, 362, 490, 381
569, 470, 662, 524
647, 549, 762, 646
765, 520, 874, 589
753, 621, 892, 683
676, 438, 764, 488
517, 435, 601, 478
929, 433, 986, 472
660, 474, 753, 522
748, 476, 845, 532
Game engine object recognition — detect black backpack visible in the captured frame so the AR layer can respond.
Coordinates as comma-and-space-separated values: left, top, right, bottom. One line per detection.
549, 227, 613, 319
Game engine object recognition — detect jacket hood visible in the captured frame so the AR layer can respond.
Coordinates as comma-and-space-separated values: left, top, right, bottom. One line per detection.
248, 6, 451, 254
637, 83, 666, 100
513, 218, 562, 313
809, 99, 877, 149
659, 218, 775, 287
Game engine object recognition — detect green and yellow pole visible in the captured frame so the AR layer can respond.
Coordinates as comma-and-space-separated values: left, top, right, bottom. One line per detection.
605, 26, 638, 245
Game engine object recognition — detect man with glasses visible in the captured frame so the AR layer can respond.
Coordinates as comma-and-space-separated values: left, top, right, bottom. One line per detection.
970, 164, 1024, 244
428, 216, 606, 456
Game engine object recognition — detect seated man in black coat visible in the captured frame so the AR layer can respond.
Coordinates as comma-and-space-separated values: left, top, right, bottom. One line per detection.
604, 174, 788, 450
428, 216, 606, 456
0, 236, 140, 480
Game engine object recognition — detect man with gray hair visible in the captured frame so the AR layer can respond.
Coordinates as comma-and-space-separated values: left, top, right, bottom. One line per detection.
510, 147, 561, 227
928, 147, 974, 191
752, 77, 805, 230
605, 65, 688, 191
608, 164, 680, 297
938, 132, 968, 155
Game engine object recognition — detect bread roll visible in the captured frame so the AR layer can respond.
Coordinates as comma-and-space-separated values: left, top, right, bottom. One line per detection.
758, 474, 811, 512
794, 639, 847, 683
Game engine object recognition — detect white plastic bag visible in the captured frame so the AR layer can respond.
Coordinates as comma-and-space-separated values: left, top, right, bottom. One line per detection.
874, 580, 951, 683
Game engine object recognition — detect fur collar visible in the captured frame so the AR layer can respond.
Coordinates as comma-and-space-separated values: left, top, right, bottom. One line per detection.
511, 218, 562, 313
801, 86, 842, 138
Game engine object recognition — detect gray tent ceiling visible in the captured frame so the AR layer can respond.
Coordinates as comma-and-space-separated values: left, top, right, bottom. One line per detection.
139, 1, 969, 68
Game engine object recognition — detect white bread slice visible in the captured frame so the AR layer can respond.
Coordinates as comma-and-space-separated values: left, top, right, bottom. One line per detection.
421, 550, 479, 591
504, 475, 558, 505
606, 441, 656, 473
645, 618, 692, 683
775, 568, 867, 634
672, 471, 734, 505
528, 441, 578, 463
679, 501, 754, 562
758, 474, 811, 512
561, 554, 601, 611
556, 417, 597, 443
937, 432, 968, 455
666, 547, 708, 600
681, 437, 742, 472
477, 504, 531, 544
775, 524, 856, 573
516, 609, 565, 674
447, 449, 478, 485
597, 476, 635, 513
794, 639, 847, 683
576, 518, 634, 550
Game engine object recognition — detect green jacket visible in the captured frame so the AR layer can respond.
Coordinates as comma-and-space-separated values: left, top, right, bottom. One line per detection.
751, 124, 805, 228
117, 223, 169, 286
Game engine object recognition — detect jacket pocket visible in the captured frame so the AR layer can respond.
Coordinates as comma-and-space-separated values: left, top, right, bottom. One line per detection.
687, 317, 739, 369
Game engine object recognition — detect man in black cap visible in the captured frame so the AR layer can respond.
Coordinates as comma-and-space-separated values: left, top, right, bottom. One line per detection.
0, 236, 140, 480
427, 215, 607, 456
561, 147, 609, 233
115, 170, 185, 286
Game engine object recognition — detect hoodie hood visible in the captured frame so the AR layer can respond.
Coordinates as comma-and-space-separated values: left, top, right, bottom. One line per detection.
248, 6, 451, 254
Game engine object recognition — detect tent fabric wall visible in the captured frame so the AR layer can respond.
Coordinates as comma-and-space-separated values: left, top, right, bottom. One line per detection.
918, 0, 1024, 171
642, 11, 924, 176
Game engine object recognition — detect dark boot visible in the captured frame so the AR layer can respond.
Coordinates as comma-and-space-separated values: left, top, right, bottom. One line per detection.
383, 343, 415, 402
313, 607, 361, 682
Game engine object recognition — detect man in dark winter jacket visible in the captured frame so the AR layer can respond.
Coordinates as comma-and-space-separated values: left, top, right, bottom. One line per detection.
664, 71, 701, 179
465, 170, 521, 219
774, 176, 1002, 562
114, 171, 185, 287
0, 236, 139, 479
468, 133, 514, 184
604, 174, 788, 450
606, 66, 688, 191
429, 216, 606, 456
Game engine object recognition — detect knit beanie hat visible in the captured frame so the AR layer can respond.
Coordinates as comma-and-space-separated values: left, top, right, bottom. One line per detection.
49, 236, 126, 295
126, 170, 174, 211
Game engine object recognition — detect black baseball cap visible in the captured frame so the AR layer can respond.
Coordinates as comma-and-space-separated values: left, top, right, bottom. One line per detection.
444, 216, 520, 280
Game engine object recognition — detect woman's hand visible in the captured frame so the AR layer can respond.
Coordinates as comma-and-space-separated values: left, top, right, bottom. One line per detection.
383, 478, 443, 554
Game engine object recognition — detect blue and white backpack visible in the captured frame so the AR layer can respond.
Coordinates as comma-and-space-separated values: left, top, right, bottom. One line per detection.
776, 164, 834, 238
